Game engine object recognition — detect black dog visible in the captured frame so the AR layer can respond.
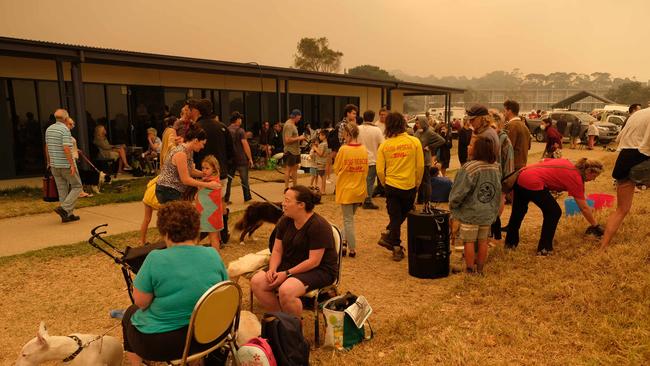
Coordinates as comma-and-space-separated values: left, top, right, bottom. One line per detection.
234, 202, 283, 244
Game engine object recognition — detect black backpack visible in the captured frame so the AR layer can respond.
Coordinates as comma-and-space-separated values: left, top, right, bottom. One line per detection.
261, 312, 309, 366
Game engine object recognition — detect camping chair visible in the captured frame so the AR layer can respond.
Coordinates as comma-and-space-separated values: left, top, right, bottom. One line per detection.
247, 224, 342, 347
166, 281, 243, 366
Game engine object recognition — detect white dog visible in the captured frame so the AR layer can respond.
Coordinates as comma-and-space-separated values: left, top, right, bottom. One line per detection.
16, 322, 123, 366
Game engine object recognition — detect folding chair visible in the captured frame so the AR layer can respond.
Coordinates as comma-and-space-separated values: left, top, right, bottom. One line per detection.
166, 281, 242, 366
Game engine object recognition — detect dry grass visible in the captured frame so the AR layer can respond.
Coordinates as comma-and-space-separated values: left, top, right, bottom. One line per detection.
3, 148, 650, 365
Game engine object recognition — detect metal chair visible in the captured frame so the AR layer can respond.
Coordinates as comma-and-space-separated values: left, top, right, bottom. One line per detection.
166, 281, 242, 366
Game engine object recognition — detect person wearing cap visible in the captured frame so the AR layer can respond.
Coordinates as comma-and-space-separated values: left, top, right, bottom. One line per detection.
503, 100, 531, 171
224, 111, 253, 203
466, 104, 500, 160
283, 109, 306, 189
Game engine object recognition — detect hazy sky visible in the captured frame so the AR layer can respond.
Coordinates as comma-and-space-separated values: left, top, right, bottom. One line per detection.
1, 0, 649, 81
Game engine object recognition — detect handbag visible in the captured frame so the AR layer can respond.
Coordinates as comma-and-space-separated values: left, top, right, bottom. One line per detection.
142, 175, 160, 209
42, 169, 59, 202
323, 292, 373, 350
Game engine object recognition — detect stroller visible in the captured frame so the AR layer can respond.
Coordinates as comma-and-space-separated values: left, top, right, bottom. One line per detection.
88, 224, 166, 303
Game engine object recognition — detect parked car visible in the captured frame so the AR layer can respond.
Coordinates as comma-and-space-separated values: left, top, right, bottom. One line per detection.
527, 111, 620, 144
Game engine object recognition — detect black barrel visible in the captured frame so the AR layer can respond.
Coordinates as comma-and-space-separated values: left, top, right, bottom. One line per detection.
407, 209, 450, 279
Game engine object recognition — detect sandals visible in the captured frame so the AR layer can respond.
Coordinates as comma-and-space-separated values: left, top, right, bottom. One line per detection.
341, 240, 348, 257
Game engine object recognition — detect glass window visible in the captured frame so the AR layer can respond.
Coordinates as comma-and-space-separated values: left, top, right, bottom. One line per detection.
10, 80, 42, 175
37, 81, 60, 135
302, 95, 314, 128
334, 96, 349, 122
211, 90, 222, 121
164, 88, 187, 118
245, 92, 261, 134
319, 95, 334, 126
130, 86, 165, 147
0, 79, 13, 178
223, 91, 244, 120
84, 83, 107, 145
106, 85, 129, 145
262, 92, 278, 124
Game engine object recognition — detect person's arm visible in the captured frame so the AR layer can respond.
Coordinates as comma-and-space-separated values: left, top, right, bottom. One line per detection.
241, 138, 254, 167
376, 143, 386, 186
576, 198, 598, 226
414, 140, 425, 187
429, 132, 446, 151
174, 152, 218, 189
133, 288, 154, 309
62, 133, 75, 175
45, 143, 50, 167
265, 237, 283, 283
507, 128, 518, 153
448, 169, 472, 209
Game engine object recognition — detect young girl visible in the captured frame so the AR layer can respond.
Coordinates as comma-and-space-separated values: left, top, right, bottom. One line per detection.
333, 122, 368, 258
309, 137, 320, 190
315, 130, 330, 193
449, 136, 501, 274
587, 120, 599, 149
196, 155, 224, 250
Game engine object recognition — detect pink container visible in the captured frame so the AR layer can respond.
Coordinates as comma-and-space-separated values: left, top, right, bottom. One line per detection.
587, 193, 615, 210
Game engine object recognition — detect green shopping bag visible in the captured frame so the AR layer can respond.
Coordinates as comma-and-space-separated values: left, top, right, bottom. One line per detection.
323, 293, 373, 350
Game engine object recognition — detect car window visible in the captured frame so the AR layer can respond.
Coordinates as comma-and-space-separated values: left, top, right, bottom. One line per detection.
609, 116, 624, 125
551, 113, 562, 121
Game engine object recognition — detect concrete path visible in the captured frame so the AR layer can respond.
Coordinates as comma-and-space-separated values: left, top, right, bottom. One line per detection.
0, 176, 321, 257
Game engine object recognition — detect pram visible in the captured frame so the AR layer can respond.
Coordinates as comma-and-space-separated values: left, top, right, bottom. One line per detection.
88, 224, 166, 303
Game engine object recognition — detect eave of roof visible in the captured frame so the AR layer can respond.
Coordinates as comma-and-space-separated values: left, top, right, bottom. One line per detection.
551, 90, 615, 108
0, 36, 464, 94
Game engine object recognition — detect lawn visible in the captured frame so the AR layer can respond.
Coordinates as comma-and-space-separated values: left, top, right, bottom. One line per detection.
3, 149, 649, 365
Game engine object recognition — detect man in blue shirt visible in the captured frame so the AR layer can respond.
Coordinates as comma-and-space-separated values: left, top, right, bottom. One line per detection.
45, 109, 82, 222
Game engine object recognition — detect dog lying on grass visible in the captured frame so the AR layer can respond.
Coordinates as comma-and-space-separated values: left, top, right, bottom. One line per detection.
16, 322, 123, 366
234, 201, 284, 245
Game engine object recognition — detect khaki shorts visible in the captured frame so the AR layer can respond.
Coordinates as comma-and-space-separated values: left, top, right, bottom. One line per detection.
459, 223, 490, 242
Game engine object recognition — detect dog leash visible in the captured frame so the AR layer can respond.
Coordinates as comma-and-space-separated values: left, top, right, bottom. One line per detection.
78, 150, 102, 174
63, 322, 121, 362
227, 173, 283, 212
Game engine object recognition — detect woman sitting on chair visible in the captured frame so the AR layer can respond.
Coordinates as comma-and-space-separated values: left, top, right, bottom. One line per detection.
122, 201, 228, 364
93, 124, 133, 171
251, 185, 338, 317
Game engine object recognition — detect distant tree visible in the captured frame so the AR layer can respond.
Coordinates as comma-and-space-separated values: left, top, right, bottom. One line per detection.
606, 82, 650, 106
590, 72, 612, 88
293, 37, 343, 73
348, 65, 398, 80
523, 73, 547, 87
547, 72, 571, 88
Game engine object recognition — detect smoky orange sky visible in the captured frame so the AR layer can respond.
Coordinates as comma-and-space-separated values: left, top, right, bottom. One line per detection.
1, 0, 648, 81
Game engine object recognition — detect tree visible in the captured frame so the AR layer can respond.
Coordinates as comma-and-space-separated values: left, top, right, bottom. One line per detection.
606, 82, 650, 105
348, 65, 398, 80
293, 37, 343, 73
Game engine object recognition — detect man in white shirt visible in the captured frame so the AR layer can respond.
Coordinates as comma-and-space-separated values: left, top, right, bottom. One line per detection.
358, 110, 385, 209
375, 107, 388, 134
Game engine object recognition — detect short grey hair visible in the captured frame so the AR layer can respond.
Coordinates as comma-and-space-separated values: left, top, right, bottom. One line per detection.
54, 109, 69, 122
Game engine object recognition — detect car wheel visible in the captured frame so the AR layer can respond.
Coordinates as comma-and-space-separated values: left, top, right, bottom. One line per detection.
535, 129, 546, 142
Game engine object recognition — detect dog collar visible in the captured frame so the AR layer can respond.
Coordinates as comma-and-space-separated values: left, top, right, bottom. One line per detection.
62, 335, 83, 363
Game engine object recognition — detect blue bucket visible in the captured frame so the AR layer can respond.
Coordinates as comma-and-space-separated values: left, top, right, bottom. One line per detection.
564, 197, 594, 217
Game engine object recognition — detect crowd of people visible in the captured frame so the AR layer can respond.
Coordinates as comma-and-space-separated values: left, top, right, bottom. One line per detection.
42, 96, 649, 364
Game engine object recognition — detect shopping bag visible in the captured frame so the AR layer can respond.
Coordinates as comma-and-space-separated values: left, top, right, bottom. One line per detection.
142, 176, 160, 209
323, 292, 373, 350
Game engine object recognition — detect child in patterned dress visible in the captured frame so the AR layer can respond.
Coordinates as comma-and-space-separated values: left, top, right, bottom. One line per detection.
197, 155, 223, 250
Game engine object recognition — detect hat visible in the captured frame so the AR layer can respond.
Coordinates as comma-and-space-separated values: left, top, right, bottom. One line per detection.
290, 109, 302, 117
466, 104, 489, 118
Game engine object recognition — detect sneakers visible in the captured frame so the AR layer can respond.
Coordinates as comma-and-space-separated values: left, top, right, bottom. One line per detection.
62, 214, 80, 223
377, 233, 394, 251
54, 206, 67, 220
362, 201, 379, 210
392, 246, 405, 261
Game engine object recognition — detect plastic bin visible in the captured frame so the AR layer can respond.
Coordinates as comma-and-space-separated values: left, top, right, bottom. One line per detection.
587, 193, 615, 210
564, 197, 594, 217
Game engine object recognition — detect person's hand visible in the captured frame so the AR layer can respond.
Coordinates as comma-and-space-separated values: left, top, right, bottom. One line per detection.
270, 271, 288, 288
70, 165, 76, 176
174, 136, 184, 144
265, 269, 277, 283
300, 135, 306, 141
206, 181, 221, 190
249, 159, 254, 168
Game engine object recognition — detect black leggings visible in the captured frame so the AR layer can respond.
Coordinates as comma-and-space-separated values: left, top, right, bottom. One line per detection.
385, 185, 417, 247
505, 184, 562, 252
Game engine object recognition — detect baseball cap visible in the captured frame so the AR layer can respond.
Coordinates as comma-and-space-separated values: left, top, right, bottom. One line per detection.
466, 104, 489, 119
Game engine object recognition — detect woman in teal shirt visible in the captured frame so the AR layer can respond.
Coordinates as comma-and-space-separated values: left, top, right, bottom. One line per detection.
122, 201, 228, 364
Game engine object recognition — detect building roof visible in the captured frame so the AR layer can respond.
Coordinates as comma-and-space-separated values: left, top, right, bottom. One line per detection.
0, 36, 464, 95
551, 90, 615, 108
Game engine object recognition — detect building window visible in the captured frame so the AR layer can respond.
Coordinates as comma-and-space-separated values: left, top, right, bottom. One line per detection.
222, 91, 244, 121
319, 95, 334, 126
84, 83, 107, 145
10, 79, 43, 175
210, 90, 221, 121
164, 88, 187, 118
130, 86, 165, 146
262, 92, 278, 124
106, 85, 129, 145
245, 92, 261, 133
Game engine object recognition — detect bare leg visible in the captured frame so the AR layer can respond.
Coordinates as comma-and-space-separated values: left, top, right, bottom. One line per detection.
278, 278, 307, 317
209, 232, 221, 250
284, 164, 291, 189
321, 174, 326, 193
126, 351, 142, 366
116, 146, 131, 168
463, 241, 475, 271
250, 271, 282, 312
601, 181, 635, 248
139, 204, 153, 245
476, 239, 489, 273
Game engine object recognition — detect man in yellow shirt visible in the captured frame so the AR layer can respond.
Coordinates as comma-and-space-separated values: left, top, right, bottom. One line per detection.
376, 112, 424, 261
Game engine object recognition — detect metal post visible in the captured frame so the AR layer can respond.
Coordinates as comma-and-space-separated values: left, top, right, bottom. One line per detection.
276, 78, 281, 122
284, 79, 290, 120
55, 60, 67, 110
71, 62, 89, 160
